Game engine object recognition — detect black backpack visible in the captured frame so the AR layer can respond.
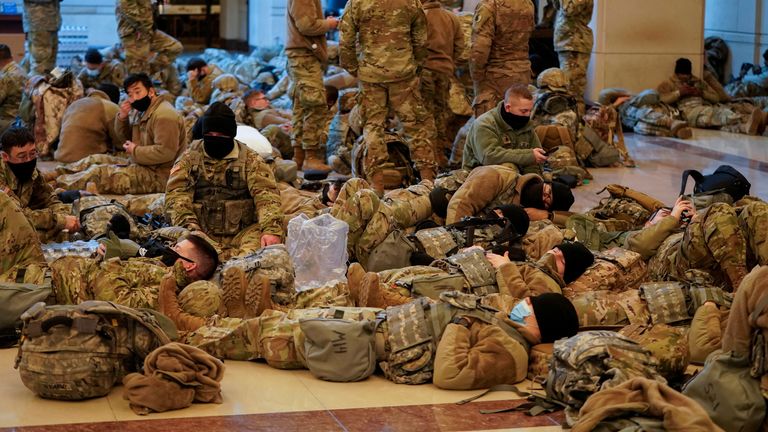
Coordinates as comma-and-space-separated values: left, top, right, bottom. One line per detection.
680, 165, 751, 201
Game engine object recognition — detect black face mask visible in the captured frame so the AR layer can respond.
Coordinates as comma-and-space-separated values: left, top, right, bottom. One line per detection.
7, 159, 37, 183
203, 135, 235, 159
500, 105, 530, 130
131, 95, 152, 112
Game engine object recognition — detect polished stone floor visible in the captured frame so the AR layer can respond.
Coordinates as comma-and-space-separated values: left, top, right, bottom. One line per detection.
4, 129, 766, 431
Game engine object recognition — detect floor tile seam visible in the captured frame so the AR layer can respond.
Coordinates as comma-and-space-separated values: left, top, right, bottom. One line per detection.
640, 134, 768, 171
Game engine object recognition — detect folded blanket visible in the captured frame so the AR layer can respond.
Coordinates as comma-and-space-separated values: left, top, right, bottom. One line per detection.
123, 342, 225, 415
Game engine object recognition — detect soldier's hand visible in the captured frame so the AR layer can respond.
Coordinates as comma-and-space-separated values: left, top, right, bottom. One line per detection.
123, 141, 137, 155
524, 208, 550, 221
671, 197, 694, 221
326, 16, 339, 30
187, 69, 198, 81
64, 215, 80, 232
532, 148, 548, 164
261, 234, 281, 247
119, 99, 132, 119
485, 251, 511, 269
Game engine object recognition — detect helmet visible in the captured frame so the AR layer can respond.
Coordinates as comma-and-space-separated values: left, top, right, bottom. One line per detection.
537, 68, 569, 92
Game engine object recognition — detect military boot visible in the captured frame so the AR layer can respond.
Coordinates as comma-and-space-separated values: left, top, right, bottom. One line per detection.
221, 265, 270, 319
671, 120, 693, 139
301, 149, 332, 173
347, 263, 367, 307
292, 146, 305, 168
157, 276, 206, 332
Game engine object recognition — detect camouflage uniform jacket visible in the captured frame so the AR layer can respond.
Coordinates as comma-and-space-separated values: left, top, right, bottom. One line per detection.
0, 61, 27, 124
495, 253, 565, 298
553, 0, 594, 53
463, 102, 542, 170
469, 0, 534, 81
286, 0, 331, 63
0, 160, 68, 231
188, 64, 224, 105
76, 60, 126, 90
339, 0, 428, 83
116, 0, 153, 38
423, 0, 465, 75
115, 96, 185, 173
622, 216, 680, 261
165, 140, 284, 239
446, 166, 535, 224
656, 74, 720, 106
22, 0, 61, 32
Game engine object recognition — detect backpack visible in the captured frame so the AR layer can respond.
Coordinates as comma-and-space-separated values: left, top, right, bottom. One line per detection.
680, 165, 751, 202
300, 318, 377, 382
15, 300, 173, 400
545, 330, 665, 422
73, 196, 141, 241
365, 229, 418, 273
0, 267, 55, 347
563, 248, 648, 298
352, 132, 416, 189
588, 197, 651, 228
220, 244, 295, 317
619, 323, 690, 380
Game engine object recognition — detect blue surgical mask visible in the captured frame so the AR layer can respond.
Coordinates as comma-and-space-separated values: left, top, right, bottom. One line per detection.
86, 68, 100, 77
509, 300, 532, 325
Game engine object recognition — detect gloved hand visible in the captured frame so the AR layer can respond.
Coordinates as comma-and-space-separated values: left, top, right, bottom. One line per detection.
99, 231, 140, 260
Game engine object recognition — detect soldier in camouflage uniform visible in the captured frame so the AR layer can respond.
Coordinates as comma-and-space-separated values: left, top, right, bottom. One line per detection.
22, 0, 61, 75
326, 89, 360, 175
55, 74, 185, 194
0, 190, 45, 277
599, 88, 692, 139
116, 0, 183, 77
470, 0, 534, 117
235, 89, 293, 159
421, 0, 466, 168
185, 58, 224, 106
0, 45, 27, 132
0, 127, 78, 242
736, 198, 768, 268
657, 58, 766, 136
77, 48, 126, 91
339, 0, 437, 193
285, 0, 336, 172
165, 103, 284, 259
553, 0, 593, 114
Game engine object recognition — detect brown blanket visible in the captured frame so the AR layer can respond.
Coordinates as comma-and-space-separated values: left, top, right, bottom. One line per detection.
572, 378, 724, 432
123, 342, 225, 415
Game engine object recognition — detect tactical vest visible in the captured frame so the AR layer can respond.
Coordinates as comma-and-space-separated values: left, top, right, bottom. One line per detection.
190, 142, 255, 236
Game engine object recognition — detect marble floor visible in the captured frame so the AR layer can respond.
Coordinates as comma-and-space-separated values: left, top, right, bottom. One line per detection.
5, 129, 767, 431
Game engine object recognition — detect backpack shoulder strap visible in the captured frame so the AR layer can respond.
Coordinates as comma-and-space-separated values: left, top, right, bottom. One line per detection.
680, 169, 705, 196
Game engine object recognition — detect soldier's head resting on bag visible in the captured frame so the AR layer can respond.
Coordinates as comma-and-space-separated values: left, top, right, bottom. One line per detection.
166, 232, 220, 282
520, 178, 574, 212
508, 293, 579, 344
548, 241, 594, 284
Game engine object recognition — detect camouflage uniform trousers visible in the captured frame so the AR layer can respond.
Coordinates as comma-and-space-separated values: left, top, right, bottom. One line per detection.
648, 203, 747, 291
677, 97, 743, 131
737, 199, 768, 267
472, 70, 530, 117
55, 157, 168, 195
261, 124, 293, 160
122, 29, 183, 75
0, 191, 46, 277
620, 104, 678, 137
359, 75, 437, 176
286, 51, 328, 151
420, 69, 453, 162
27, 31, 58, 75
557, 51, 590, 105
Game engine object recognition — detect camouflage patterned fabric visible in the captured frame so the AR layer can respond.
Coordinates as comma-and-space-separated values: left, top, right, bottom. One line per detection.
22, 0, 61, 74
73, 195, 141, 240
116, 0, 182, 75
619, 323, 690, 379
618, 95, 683, 137
553, 0, 594, 103
527, 343, 553, 380
16, 300, 171, 400
77, 59, 126, 90
0, 61, 28, 130
91, 257, 167, 309
639, 282, 690, 325
545, 330, 665, 418
27, 75, 85, 157
177, 280, 223, 317
287, 51, 329, 152
738, 199, 768, 267
563, 248, 648, 298
0, 191, 46, 277
413, 227, 459, 259
569, 290, 629, 327
587, 197, 652, 229
433, 248, 497, 295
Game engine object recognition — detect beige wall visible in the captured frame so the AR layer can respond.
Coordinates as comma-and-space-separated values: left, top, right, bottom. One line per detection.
587, 0, 705, 102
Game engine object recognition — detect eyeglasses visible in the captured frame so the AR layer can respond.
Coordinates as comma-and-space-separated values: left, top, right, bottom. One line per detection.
7, 149, 38, 163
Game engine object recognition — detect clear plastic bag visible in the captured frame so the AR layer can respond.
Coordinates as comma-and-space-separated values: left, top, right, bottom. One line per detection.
286, 213, 349, 292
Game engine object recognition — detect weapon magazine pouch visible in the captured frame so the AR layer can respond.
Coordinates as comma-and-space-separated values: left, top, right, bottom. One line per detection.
413, 227, 458, 259
444, 248, 497, 295
300, 318, 376, 382
410, 273, 466, 300
223, 199, 255, 235
639, 282, 690, 325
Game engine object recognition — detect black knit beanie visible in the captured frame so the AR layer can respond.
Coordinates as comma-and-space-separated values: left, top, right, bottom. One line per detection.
556, 241, 594, 283
202, 102, 237, 138
550, 181, 575, 211
495, 204, 530, 236
520, 181, 545, 209
430, 186, 451, 218
530, 293, 579, 343
675, 58, 692, 75
84, 48, 103, 65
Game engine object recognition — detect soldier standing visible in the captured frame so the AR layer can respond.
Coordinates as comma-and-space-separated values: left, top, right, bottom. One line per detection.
115, 0, 182, 78
339, 0, 437, 195
22, 0, 61, 75
421, 0, 465, 168
470, 0, 534, 117
553, 0, 594, 115
285, 0, 336, 172
165, 102, 285, 259
0, 45, 27, 132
